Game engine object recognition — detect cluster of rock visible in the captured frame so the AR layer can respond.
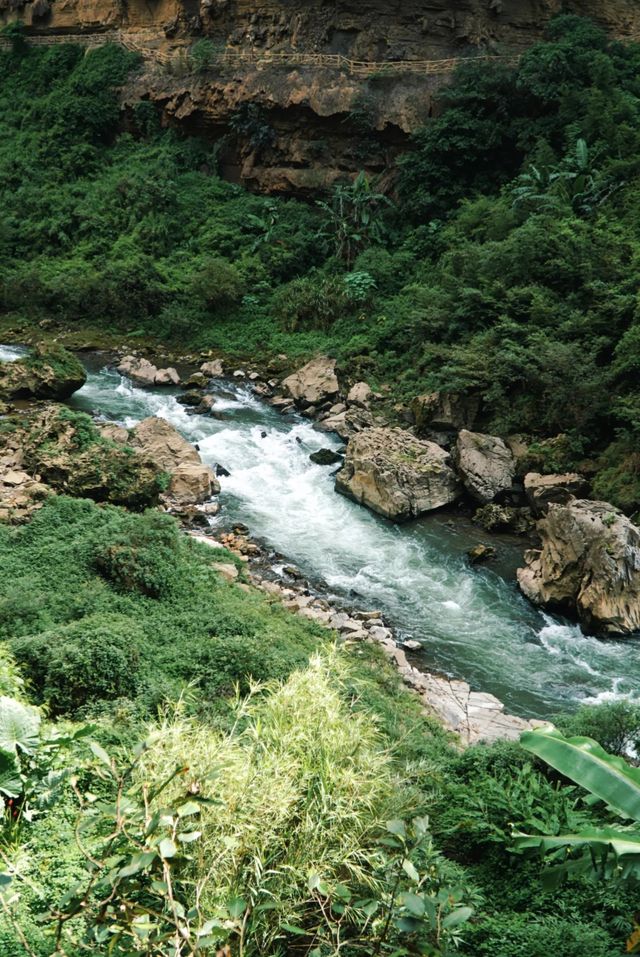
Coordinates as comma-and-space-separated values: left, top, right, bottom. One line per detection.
117, 355, 181, 387
270, 354, 640, 637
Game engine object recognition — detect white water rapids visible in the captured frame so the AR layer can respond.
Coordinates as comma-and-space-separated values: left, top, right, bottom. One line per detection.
2, 344, 637, 718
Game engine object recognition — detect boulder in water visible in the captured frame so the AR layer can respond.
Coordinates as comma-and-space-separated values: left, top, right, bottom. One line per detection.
310, 448, 342, 466
517, 498, 640, 635
335, 426, 462, 521
282, 356, 340, 407
454, 430, 516, 504
117, 356, 181, 387
0, 344, 86, 401
130, 416, 219, 505
200, 359, 225, 377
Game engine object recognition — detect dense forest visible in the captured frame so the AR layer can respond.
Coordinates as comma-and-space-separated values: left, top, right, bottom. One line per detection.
3, 16, 640, 510
2, 13, 640, 957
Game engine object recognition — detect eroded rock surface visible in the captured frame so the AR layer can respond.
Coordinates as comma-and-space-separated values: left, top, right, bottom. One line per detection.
117, 355, 181, 387
282, 356, 340, 407
524, 471, 589, 515
130, 416, 219, 504
335, 426, 461, 521
454, 429, 515, 504
412, 391, 480, 434
517, 499, 640, 635
0, 345, 86, 401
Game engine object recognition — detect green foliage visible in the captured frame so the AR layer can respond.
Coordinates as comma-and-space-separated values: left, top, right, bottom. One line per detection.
554, 701, 640, 757
515, 725, 640, 891
317, 172, 392, 265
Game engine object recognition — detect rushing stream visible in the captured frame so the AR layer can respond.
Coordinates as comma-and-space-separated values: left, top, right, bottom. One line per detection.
2, 344, 637, 718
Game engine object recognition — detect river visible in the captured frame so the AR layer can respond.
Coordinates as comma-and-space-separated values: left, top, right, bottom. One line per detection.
2, 344, 638, 718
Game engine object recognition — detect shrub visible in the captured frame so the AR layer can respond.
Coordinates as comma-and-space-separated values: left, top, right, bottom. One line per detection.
10, 614, 141, 714
553, 700, 640, 756
190, 256, 246, 310
273, 272, 350, 331
93, 509, 182, 598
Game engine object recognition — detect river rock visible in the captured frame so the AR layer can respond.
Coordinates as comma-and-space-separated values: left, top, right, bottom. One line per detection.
154, 367, 181, 386
524, 471, 589, 515
200, 359, 225, 377
282, 356, 340, 407
517, 499, 640, 635
0, 344, 86, 401
454, 430, 516, 504
130, 416, 219, 505
347, 382, 372, 408
310, 448, 342, 466
467, 544, 497, 564
411, 391, 480, 434
472, 503, 534, 535
117, 356, 181, 387
335, 427, 461, 521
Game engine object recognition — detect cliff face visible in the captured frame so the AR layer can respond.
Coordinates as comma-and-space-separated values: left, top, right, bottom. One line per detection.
4, 0, 640, 193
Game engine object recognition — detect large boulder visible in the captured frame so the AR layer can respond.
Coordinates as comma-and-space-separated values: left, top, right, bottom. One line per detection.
282, 356, 340, 407
517, 499, 640, 636
117, 356, 181, 387
411, 391, 480, 435
524, 472, 589, 515
347, 381, 372, 408
454, 430, 516, 504
335, 427, 461, 521
0, 344, 86, 401
130, 417, 219, 504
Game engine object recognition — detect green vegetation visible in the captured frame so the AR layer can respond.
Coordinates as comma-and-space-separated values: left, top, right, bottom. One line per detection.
3, 13, 640, 954
0, 497, 637, 954
3, 17, 640, 507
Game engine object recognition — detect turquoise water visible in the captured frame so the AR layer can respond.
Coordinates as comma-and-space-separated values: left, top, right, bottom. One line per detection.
66, 361, 640, 719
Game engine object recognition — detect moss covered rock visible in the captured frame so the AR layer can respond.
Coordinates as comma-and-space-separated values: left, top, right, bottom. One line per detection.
0, 344, 86, 400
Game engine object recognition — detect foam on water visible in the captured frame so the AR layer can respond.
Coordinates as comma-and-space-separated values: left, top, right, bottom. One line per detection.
0, 345, 27, 362
68, 362, 640, 718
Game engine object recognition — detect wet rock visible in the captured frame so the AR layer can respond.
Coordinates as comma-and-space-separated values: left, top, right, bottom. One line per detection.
0, 344, 86, 401
517, 499, 640, 635
283, 564, 303, 579
200, 359, 225, 377
310, 448, 342, 466
177, 391, 206, 407
467, 544, 497, 564
184, 372, 208, 388
411, 391, 480, 434
335, 427, 461, 521
282, 355, 340, 407
347, 381, 372, 407
117, 355, 180, 387
130, 416, 219, 505
472, 503, 534, 535
524, 471, 589, 515
154, 367, 181, 386
454, 430, 516, 504
403, 639, 422, 651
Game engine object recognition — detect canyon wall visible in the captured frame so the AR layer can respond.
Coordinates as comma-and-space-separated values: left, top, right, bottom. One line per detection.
4, 1, 640, 193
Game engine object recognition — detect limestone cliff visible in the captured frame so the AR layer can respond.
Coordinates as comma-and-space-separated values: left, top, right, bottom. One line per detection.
3, 0, 640, 192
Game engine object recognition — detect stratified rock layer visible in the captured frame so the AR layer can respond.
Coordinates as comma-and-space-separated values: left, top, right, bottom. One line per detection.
518, 499, 640, 636
335, 426, 461, 520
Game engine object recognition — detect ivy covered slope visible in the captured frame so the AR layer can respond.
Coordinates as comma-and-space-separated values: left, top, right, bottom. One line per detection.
1, 495, 640, 956
3, 17, 640, 509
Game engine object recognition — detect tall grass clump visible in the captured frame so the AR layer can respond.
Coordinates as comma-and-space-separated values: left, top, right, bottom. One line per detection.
140, 652, 400, 953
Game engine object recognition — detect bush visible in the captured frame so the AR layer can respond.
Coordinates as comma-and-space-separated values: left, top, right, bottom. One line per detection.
466, 914, 616, 957
553, 700, 640, 756
190, 256, 246, 311
93, 509, 182, 598
273, 272, 350, 331
10, 614, 141, 714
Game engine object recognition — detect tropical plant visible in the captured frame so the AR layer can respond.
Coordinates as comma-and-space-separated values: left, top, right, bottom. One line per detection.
317, 172, 392, 266
514, 723, 640, 950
